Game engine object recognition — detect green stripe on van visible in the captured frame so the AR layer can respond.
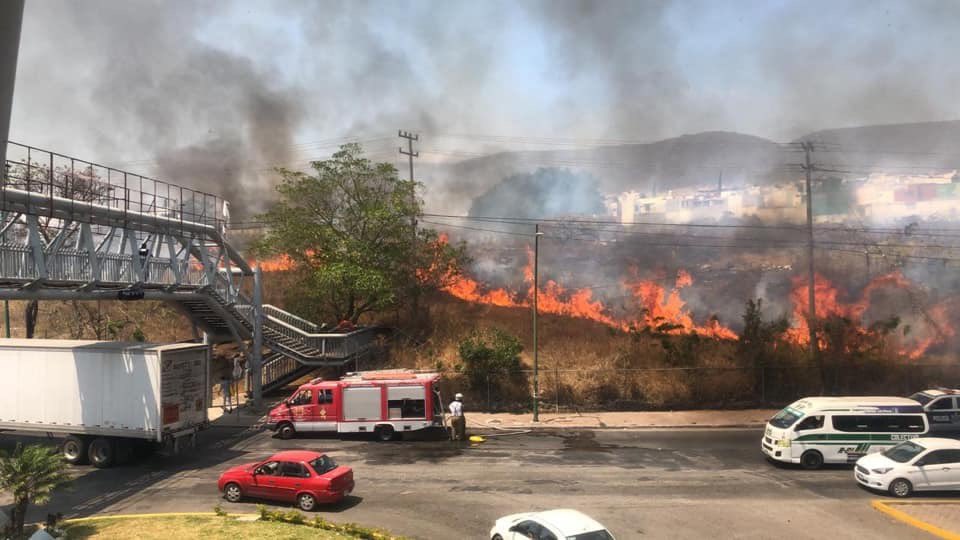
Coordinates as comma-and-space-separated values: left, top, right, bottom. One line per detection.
794, 434, 917, 442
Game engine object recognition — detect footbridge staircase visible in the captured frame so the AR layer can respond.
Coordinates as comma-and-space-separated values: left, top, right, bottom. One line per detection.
0, 142, 375, 404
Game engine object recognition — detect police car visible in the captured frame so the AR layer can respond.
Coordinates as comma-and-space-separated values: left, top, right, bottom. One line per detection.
910, 389, 960, 433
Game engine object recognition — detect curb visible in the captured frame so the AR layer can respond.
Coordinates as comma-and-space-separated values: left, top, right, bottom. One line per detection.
472, 423, 766, 431
872, 500, 960, 540
63, 512, 260, 523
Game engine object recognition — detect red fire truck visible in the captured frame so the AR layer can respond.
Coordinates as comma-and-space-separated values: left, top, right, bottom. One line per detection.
266, 370, 444, 441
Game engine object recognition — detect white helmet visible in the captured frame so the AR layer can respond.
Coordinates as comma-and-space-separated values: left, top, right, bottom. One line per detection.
454, 393, 464, 400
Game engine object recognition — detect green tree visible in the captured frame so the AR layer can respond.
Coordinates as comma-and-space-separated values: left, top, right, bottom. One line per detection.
457, 327, 524, 392
254, 143, 468, 324
738, 299, 789, 395
0, 444, 71, 538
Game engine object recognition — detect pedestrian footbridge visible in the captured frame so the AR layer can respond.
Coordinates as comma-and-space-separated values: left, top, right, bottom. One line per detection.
0, 142, 374, 403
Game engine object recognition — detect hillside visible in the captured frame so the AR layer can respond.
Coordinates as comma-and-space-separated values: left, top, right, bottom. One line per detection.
796, 120, 960, 171
422, 121, 960, 215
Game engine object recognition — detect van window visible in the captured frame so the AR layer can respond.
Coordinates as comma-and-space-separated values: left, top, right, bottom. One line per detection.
795, 415, 824, 431
833, 415, 924, 433
770, 407, 804, 429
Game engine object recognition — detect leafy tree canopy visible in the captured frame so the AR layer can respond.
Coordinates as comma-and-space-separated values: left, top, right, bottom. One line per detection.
254, 143, 468, 323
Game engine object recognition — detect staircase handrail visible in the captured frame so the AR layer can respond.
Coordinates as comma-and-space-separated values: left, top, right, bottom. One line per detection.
262, 304, 320, 332
262, 315, 375, 359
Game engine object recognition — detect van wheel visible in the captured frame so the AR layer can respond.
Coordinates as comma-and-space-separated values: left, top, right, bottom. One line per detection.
889, 478, 913, 498
278, 423, 295, 440
62, 436, 87, 465
800, 450, 824, 470
88, 438, 116, 469
375, 425, 395, 442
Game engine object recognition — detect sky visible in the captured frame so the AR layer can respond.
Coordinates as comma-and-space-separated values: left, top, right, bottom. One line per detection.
10, 0, 960, 214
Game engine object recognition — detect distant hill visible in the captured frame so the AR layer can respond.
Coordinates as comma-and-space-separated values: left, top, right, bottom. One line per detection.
797, 120, 960, 172
421, 121, 960, 215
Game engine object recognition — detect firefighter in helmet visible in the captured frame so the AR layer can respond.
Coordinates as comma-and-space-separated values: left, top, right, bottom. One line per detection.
449, 393, 466, 441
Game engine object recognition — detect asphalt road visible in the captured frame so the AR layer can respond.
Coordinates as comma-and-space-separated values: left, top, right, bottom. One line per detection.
0, 426, 942, 539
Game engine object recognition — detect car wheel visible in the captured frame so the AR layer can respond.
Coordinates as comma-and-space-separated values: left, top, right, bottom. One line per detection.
800, 450, 824, 470
278, 423, 295, 440
889, 478, 913, 498
88, 438, 115, 469
375, 425, 395, 442
297, 493, 317, 511
62, 435, 87, 465
492, 535, 503, 540
223, 482, 243, 503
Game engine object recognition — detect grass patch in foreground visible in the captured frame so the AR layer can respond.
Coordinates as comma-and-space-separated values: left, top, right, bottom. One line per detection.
63, 514, 355, 539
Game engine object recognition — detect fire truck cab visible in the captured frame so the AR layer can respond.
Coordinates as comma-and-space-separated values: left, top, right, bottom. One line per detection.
266, 370, 444, 441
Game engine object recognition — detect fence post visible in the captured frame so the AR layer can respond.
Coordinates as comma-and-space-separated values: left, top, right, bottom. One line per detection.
486, 373, 491, 412
761, 365, 766, 405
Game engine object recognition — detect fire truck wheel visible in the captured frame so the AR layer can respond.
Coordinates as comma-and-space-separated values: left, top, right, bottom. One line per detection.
89, 438, 116, 469
62, 436, 87, 465
278, 423, 295, 440
375, 425, 396, 442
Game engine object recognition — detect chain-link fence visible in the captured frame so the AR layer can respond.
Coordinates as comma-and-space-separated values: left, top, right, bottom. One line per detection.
447, 363, 960, 413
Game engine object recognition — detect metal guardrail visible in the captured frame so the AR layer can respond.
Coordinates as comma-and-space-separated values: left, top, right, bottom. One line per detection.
253, 354, 303, 392
263, 304, 319, 332
3, 141, 227, 234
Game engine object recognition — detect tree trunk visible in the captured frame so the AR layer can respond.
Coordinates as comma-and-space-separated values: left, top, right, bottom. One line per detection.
11, 495, 29, 538
25, 299, 38, 338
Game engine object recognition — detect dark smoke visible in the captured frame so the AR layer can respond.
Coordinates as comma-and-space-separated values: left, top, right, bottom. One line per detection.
15, 1, 301, 218
13, 0, 960, 218
469, 168, 606, 219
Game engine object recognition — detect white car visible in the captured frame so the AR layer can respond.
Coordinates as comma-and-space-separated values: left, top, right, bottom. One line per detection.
855, 437, 960, 497
490, 509, 615, 540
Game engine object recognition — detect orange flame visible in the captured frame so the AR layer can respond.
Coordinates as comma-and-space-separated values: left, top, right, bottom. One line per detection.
785, 271, 954, 358
440, 240, 736, 339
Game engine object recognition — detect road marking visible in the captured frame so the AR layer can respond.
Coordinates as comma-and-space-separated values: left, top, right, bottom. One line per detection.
872, 500, 960, 540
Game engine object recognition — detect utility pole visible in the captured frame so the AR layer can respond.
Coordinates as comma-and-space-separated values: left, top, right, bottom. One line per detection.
801, 142, 819, 369
532, 223, 543, 422
398, 130, 419, 233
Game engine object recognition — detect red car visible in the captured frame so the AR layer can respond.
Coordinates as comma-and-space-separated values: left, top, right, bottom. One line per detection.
218, 450, 354, 511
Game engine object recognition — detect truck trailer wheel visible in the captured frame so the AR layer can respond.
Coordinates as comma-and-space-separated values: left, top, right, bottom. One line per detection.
62, 436, 87, 465
89, 438, 116, 468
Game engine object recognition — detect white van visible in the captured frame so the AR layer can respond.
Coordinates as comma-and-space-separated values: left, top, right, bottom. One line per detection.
762, 397, 928, 469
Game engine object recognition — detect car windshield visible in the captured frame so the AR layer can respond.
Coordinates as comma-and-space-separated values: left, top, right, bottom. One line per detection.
769, 407, 804, 429
883, 441, 927, 463
909, 393, 933, 406
310, 455, 338, 474
568, 531, 615, 540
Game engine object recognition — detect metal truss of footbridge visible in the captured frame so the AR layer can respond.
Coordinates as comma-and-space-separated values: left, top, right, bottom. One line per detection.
0, 142, 375, 405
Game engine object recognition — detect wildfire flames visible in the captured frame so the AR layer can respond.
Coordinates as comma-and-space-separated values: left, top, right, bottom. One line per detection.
785, 272, 955, 358
439, 237, 953, 356
442, 246, 738, 339
254, 235, 955, 358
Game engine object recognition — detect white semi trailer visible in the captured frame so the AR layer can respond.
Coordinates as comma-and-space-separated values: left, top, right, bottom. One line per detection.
0, 339, 210, 468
